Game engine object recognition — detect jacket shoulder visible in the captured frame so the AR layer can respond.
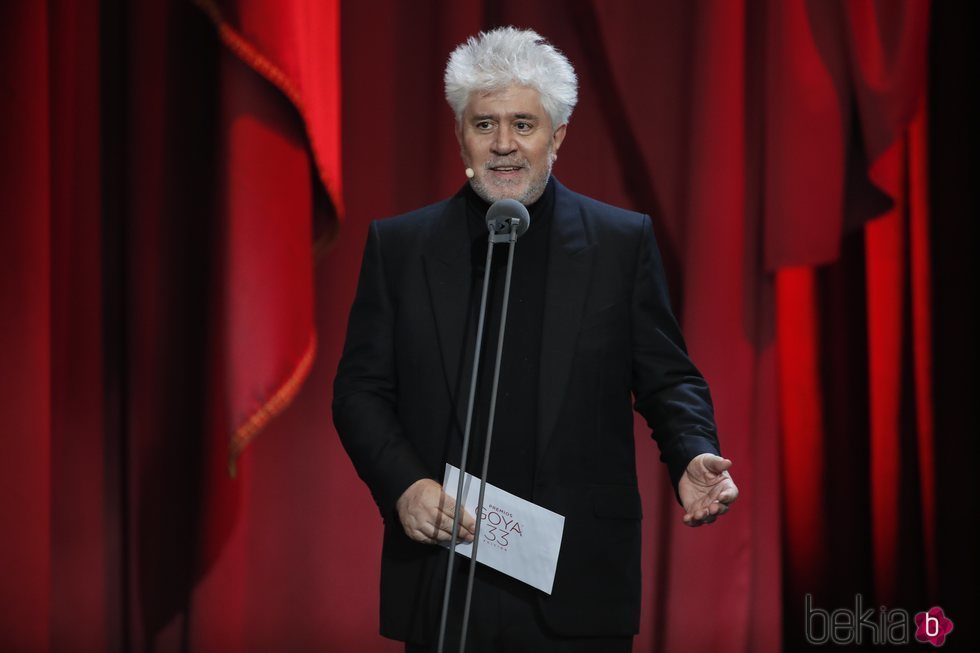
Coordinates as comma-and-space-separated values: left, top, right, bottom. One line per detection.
557, 185, 650, 241
373, 197, 454, 236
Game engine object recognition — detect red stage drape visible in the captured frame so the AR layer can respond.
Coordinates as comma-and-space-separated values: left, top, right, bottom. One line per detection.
2, 4, 55, 650
774, 0, 934, 627
1, 2, 106, 651
2, 1, 973, 651
1, 0, 341, 650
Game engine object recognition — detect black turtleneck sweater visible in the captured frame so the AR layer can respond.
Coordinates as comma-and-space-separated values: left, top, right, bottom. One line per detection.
461, 178, 555, 501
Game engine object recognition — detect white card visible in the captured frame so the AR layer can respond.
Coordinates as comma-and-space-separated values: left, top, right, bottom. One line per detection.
442, 464, 564, 594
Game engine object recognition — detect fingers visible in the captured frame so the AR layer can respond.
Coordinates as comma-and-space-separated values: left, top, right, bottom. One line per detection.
437, 496, 478, 543
682, 498, 731, 527
684, 455, 733, 487
459, 507, 477, 536
406, 512, 468, 544
395, 480, 476, 545
713, 476, 739, 506
717, 487, 739, 505
409, 506, 472, 544
438, 494, 477, 536
432, 501, 476, 542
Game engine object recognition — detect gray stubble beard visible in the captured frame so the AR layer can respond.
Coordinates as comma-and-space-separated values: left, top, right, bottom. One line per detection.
468, 148, 554, 206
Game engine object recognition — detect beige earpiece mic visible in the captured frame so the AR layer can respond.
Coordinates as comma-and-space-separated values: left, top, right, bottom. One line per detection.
465, 167, 475, 179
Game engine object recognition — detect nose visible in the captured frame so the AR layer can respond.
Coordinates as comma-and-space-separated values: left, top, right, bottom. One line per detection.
491, 125, 516, 155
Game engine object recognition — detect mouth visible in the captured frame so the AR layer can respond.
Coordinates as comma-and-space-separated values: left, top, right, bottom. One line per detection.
486, 163, 526, 176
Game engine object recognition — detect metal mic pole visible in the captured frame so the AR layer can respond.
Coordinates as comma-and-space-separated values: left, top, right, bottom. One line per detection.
436, 237, 495, 653
437, 198, 529, 653
458, 215, 522, 653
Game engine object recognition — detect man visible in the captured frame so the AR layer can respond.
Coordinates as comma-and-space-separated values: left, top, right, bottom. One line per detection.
333, 27, 738, 652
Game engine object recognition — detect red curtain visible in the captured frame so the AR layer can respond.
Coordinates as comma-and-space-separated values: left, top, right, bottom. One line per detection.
2, 1, 972, 652
1, 4, 55, 650
1, 2, 105, 651
774, 0, 934, 623
1, 0, 341, 650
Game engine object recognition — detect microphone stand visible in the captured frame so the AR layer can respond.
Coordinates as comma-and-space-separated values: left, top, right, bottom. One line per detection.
457, 215, 521, 653
437, 213, 525, 653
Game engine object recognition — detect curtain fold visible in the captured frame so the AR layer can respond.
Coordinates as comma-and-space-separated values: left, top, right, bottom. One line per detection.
1, 1, 966, 651
775, 5, 933, 641
194, 0, 342, 472
0, 3, 53, 649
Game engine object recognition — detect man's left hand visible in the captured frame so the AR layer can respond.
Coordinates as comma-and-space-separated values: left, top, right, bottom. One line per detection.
679, 453, 739, 527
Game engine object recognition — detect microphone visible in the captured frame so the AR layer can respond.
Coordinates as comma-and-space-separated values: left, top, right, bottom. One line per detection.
465, 167, 475, 178
486, 198, 530, 240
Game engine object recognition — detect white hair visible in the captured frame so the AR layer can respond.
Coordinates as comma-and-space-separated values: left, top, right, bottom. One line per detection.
444, 27, 578, 128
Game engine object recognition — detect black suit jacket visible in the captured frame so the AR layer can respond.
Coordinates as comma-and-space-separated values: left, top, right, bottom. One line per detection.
333, 179, 719, 642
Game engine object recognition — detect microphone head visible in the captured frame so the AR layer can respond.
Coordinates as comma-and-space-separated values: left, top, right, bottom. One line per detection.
486, 198, 531, 239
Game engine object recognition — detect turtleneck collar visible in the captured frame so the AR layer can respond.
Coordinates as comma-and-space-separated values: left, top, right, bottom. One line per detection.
462, 175, 556, 231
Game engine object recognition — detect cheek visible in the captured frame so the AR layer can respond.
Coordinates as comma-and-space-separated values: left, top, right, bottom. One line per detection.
460, 140, 482, 163
530, 141, 553, 165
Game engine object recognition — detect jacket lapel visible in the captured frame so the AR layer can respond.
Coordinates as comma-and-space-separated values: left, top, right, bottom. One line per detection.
422, 194, 472, 435
537, 182, 596, 462
421, 182, 597, 458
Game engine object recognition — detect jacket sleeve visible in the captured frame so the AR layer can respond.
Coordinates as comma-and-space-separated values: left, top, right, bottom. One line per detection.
332, 220, 430, 520
630, 215, 720, 499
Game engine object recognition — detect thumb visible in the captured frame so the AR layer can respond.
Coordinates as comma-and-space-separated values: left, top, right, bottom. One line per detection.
704, 455, 732, 473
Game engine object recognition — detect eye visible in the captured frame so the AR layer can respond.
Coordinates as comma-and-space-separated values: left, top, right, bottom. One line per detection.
514, 121, 533, 132
475, 120, 494, 131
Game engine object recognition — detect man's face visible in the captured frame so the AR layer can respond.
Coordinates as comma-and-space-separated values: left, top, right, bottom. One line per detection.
456, 85, 567, 205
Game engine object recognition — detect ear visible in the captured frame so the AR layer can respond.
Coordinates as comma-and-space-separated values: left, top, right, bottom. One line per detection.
456, 120, 471, 168
551, 123, 568, 161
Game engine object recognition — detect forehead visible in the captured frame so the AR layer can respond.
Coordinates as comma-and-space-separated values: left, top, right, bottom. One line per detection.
464, 85, 546, 119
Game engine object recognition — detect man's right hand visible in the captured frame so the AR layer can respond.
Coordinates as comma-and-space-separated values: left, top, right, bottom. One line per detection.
395, 478, 476, 545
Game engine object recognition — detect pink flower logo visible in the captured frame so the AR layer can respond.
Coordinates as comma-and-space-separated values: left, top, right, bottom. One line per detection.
914, 606, 953, 647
